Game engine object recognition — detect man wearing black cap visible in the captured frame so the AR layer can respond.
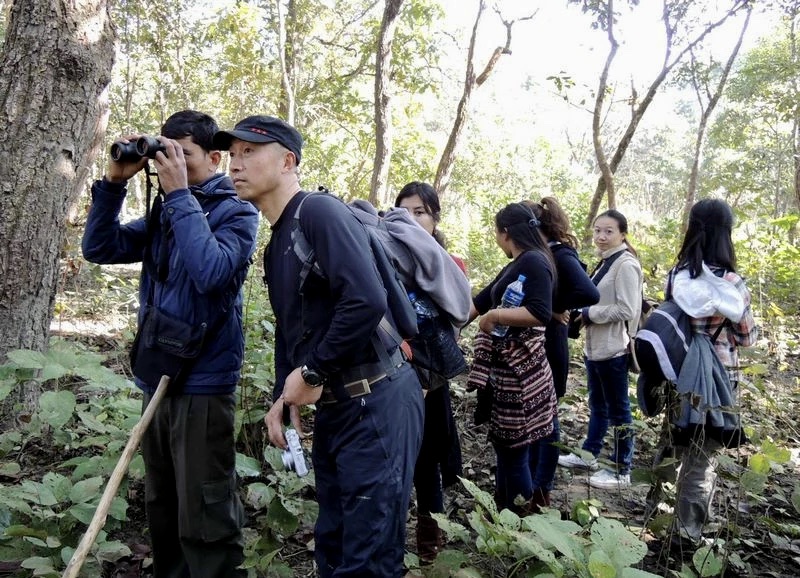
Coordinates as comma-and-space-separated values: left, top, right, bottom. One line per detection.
214, 116, 424, 577
83, 110, 259, 577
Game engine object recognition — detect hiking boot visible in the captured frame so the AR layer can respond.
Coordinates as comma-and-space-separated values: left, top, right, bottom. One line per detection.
589, 468, 631, 490
416, 514, 443, 562
524, 488, 551, 515
558, 453, 598, 470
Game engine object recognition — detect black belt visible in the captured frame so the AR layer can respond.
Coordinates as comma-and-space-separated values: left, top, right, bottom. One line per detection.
319, 349, 405, 405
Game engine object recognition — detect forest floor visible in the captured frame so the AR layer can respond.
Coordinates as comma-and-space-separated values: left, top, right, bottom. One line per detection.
15, 249, 800, 578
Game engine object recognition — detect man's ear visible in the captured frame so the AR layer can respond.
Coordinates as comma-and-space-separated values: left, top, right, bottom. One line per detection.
283, 150, 298, 172
209, 150, 222, 168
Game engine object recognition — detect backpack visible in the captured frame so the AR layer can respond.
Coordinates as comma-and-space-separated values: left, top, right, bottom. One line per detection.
634, 296, 728, 417
290, 191, 471, 383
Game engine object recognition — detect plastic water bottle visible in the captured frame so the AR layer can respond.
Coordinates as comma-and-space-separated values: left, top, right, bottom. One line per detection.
408, 291, 439, 340
408, 291, 437, 320
491, 274, 526, 337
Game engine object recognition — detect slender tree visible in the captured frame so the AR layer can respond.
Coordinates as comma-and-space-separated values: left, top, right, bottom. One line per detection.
433, 0, 535, 198
575, 0, 750, 243
681, 6, 752, 231
0, 0, 115, 362
370, 0, 405, 206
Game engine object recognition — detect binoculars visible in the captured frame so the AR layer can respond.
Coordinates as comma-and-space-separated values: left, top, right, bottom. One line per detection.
110, 136, 166, 162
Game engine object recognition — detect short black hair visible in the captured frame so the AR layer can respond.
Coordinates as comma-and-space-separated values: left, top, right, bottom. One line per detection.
161, 110, 219, 152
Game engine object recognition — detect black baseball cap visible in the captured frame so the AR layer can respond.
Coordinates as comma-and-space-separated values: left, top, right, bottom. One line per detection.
213, 115, 303, 164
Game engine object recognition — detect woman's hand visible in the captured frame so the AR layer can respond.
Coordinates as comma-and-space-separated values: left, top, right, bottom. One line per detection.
478, 309, 501, 334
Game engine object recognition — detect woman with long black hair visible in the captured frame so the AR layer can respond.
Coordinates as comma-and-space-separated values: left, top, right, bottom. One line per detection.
466, 202, 558, 514
658, 199, 757, 545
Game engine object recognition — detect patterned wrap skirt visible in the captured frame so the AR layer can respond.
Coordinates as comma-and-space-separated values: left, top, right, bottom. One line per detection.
467, 328, 557, 449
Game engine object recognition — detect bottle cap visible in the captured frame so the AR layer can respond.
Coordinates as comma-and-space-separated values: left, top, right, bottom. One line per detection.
518, 274, 526, 282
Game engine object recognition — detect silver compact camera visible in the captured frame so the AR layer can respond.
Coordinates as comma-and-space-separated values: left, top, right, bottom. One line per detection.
281, 428, 308, 477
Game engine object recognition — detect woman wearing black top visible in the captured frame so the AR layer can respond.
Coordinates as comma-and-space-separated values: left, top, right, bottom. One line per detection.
526, 197, 599, 509
466, 202, 558, 514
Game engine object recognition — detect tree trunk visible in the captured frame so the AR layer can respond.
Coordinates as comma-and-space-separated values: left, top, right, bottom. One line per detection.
276, 0, 297, 125
681, 8, 751, 232
0, 0, 116, 361
434, 1, 531, 198
580, 0, 749, 244
591, 0, 618, 212
369, 0, 404, 207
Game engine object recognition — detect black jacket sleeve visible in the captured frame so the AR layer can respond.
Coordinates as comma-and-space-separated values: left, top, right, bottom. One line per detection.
553, 246, 600, 313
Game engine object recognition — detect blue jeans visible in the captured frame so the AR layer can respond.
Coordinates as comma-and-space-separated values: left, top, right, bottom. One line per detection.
494, 444, 532, 512
583, 354, 634, 474
528, 416, 560, 493
312, 363, 424, 578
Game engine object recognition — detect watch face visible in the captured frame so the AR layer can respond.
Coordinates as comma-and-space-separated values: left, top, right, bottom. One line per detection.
302, 366, 323, 387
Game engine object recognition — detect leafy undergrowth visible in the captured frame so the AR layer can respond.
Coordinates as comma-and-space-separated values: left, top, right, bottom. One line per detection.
1, 255, 800, 577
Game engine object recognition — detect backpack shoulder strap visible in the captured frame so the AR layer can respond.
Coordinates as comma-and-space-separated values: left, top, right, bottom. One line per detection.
291, 191, 327, 287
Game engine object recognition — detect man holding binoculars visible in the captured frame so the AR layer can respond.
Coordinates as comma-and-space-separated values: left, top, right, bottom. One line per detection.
82, 110, 259, 578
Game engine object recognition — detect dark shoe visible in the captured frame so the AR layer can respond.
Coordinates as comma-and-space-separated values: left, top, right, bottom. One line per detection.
525, 488, 551, 515
416, 514, 443, 562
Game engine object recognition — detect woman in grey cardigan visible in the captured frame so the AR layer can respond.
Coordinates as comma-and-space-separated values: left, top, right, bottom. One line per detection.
559, 209, 643, 490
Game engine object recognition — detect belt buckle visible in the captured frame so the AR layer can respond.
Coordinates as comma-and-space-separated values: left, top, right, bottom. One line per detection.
344, 378, 372, 397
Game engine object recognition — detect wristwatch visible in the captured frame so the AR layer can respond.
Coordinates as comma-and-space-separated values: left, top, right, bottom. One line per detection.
301, 364, 325, 388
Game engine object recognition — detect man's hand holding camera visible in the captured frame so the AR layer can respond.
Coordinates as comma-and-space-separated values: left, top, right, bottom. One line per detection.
265, 366, 318, 450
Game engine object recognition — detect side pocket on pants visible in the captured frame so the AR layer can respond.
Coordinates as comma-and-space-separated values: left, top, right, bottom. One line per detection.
200, 477, 243, 542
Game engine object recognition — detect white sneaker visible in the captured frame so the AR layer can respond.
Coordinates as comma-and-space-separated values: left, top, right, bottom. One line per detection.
558, 453, 598, 470
588, 468, 631, 490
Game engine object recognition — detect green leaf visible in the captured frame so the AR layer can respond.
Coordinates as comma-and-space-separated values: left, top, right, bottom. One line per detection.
622, 568, 664, 577
791, 484, 800, 515
0, 382, 13, 403
266, 496, 299, 537
20, 556, 55, 570
431, 514, 471, 543
67, 503, 97, 525
0, 462, 20, 477
587, 549, 616, 578
96, 540, 131, 563
749, 453, 771, 475
740, 470, 767, 493
108, 496, 128, 521
460, 476, 499, 518
5, 525, 47, 539
20, 480, 58, 506
7, 350, 46, 369
38, 390, 76, 429
69, 476, 103, 504
524, 514, 580, 561
761, 440, 791, 464
245, 482, 275, 510
693, 546, 723, 577
590, 517, 647, 567
42, 472, 72, 503
40, 362, 68, 382
235, 453, 262, 478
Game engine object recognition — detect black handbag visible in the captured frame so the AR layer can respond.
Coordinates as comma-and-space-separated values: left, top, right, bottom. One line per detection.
130, 305, 208, 389
406, 298, 468, 387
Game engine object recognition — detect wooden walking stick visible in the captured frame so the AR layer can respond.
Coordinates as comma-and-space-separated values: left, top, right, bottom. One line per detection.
62, 375, 170, 578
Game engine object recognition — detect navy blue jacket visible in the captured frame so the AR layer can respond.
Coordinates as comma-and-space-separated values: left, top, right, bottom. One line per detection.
82, 174, 259, 394
265, 192, 389, 399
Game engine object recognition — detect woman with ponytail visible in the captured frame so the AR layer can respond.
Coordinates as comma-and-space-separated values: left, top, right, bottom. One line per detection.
466, 202, 558, 514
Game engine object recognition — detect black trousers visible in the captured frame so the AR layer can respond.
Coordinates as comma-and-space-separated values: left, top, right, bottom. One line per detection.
140, 392, 245, 578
